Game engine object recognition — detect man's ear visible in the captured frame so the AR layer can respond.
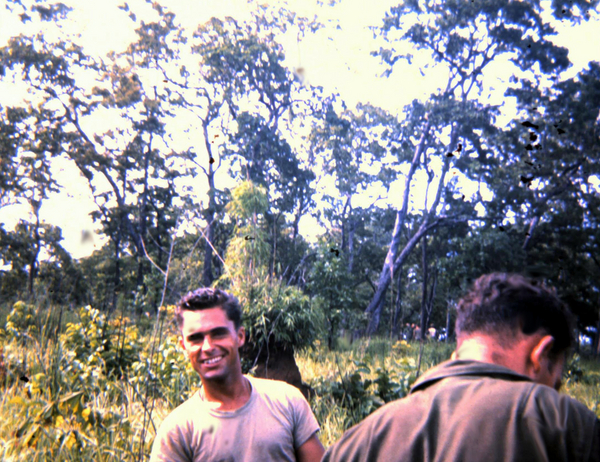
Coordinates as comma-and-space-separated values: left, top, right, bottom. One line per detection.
237, 326, 246, 347
530, 335, 555, 373
179, 335, 186, 353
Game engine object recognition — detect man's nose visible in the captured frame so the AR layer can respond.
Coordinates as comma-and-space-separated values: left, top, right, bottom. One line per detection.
201, 335, 213, 351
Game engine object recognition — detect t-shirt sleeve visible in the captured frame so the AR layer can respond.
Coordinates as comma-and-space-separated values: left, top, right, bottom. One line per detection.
149, 414, 194, 462
289, 387, 320, 449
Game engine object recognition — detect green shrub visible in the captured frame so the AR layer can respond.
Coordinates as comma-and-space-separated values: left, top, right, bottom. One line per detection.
314, 359, 414, 430
6, 301, 38, 342
130, 333, 198, 406
61, 305, 142, 380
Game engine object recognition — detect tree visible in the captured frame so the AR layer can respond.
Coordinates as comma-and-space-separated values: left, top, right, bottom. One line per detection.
309, 100, 397, 271
1, 1, 184, 312
364, 0, 574, 334
218, 181, 319, 392
117, 2, 323, 286
0, 221, 82, 303
193, 9, 321, 278
307, 240, 355, 350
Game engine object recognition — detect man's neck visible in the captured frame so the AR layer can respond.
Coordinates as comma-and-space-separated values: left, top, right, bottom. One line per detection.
453, 333, 541, 379
454, 337, 503, 363
201, 373, 252, 411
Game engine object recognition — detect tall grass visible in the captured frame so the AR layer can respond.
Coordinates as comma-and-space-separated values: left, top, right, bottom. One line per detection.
1, 302, 599, 459
0, 302, 198, 461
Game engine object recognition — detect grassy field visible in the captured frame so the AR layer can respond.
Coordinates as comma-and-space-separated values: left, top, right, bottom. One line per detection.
1, 302, 599, 460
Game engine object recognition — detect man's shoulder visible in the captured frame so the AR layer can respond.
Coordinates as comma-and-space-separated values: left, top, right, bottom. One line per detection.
323, 397, 409, 460
339, 395, 412, 436
248, 376, 304, 401
248, 376, 301, 393
525, 382, 599, 423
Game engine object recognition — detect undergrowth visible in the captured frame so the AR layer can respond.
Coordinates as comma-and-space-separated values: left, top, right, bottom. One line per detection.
1, 301, 599, 458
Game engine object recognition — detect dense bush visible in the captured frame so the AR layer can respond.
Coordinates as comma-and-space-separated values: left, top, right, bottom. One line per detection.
6, 301, 39, 342
0, 303, 200, 460
313, 356, 416, 430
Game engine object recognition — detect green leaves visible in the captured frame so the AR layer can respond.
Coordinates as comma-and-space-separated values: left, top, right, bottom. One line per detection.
5, 301, 38, 341
314, 359, 413, 430
376, 0, 570, 98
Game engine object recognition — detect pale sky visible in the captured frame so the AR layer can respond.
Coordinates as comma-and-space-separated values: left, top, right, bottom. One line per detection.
0, 0, 598, 258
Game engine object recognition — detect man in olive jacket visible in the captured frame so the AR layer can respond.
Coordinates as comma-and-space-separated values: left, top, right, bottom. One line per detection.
323, 273, 600, 462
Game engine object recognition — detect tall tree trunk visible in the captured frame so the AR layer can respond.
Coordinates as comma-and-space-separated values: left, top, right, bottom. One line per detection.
202, 120, 216, 287
111, 235, 121, 314
420, 238, 428, 338
340, 195, 351, 253
445, 301, 452, 344
270, 214, 281, 277
137, 144, 151, 289
28, 205, 41, 296
366, 124, 454, 335
365, 120, 432, 326
391, 266, 403, 338
366, 219, 439, 335
347, 218, 356, 273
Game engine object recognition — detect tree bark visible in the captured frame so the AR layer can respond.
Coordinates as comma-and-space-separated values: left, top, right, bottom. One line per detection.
366, 220, 432, 334
392, 267, 403, 338
201, 120, 216, 287
365, 120, 432, 321
28, 208, 41, 296
365, 123, 454, 335
347, 218, 357, 273
420, 237, 429, 338
445, 301, 452, 344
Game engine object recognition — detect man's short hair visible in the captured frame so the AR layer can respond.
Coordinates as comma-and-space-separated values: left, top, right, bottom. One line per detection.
175, 288, 242, 330
456, 273, 575, 356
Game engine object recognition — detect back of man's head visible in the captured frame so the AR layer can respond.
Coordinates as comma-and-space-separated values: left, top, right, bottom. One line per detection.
455, 273, 575, 358
175, 287, 242, 330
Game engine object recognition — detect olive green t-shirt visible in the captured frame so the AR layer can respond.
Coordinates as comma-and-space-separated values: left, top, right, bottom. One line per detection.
323, 360, 600, 462
150, 376, 319, 462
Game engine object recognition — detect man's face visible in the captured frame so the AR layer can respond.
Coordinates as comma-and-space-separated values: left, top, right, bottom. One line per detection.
179, 307, 245, 383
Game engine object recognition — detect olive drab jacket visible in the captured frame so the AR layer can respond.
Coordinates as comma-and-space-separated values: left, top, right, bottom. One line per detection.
323, 360, 600, 462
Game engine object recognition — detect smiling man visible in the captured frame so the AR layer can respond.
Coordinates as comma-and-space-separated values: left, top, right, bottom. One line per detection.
150, 288, 324, 462
323, 273, 600, 462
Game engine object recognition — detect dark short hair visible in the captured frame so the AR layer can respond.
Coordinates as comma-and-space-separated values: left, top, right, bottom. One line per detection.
456, 273, 575, 356
175, 288, 242, 330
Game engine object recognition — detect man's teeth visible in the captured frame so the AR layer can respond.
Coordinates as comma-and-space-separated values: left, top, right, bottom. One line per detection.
203, 355, 223, 364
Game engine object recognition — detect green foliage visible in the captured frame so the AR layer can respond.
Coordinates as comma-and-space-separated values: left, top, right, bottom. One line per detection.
308, 241, 360, 349
5, 301, 38, 342
129, 332, 198, 405
0, 222, 80, 304
242, 282, 317, 356
0, 302, 198, 460
220, 181, 320, 360
313, 356, 415, 430
565, 353, 584, 384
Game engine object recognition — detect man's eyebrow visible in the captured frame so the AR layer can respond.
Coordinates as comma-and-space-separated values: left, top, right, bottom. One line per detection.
186, 326, 229, 341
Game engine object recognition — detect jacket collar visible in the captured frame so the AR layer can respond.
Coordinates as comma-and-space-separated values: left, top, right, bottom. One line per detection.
410, 360, 533, 394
